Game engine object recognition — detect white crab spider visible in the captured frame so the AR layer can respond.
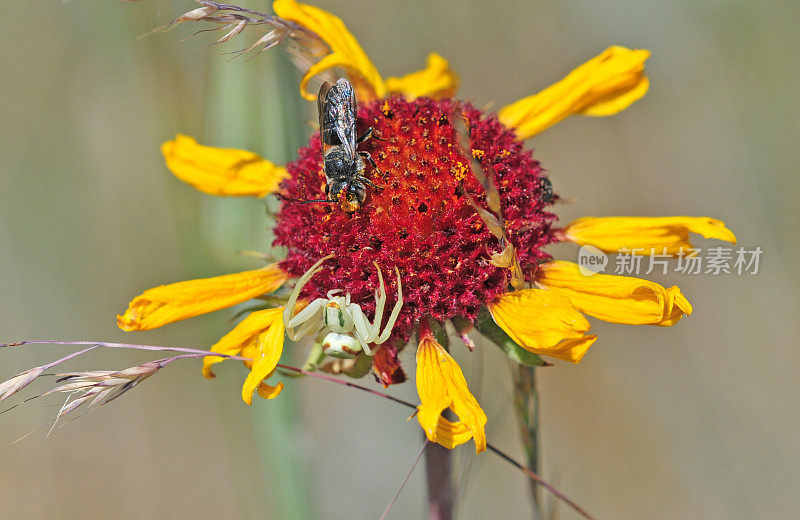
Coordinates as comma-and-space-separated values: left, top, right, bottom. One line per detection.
282, 256, 403, 358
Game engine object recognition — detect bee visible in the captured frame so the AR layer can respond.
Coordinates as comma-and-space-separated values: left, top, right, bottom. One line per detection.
317, 78, 381, 212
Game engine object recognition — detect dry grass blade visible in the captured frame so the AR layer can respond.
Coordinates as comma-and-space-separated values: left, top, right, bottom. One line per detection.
43, 359, 167, 410
10, 357, 184, 442
215, 19, 247, 43
138, 0, 327, 65
0, 367, 46, 403
0, 345, 100, 404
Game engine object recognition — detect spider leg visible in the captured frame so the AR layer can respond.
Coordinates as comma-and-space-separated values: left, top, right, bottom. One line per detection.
350, 304, 375, 344
352, 326, 372, 356
360, 341, 375, 356
287, 298, 327, 340
294, 317, 325, 343
371, 262, 387, 338
288, 298, 326, 329
283, 254, 334, 334
375, 267, 403, 344
349, 306, 377, 355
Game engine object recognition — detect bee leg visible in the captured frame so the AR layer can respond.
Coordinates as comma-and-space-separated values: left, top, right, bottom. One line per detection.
356, 127, 386, 143
359, 151, 384, 176
358, 150, 377, 168
356, 127, 373, 143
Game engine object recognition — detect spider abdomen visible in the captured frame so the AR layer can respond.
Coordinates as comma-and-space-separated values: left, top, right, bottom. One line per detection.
321, 332, 363, 359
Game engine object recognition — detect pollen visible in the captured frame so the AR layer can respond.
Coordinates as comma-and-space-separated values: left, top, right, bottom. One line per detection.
381, 100, 393, 118
452, 161, 469, 182
274, 96, 558, 339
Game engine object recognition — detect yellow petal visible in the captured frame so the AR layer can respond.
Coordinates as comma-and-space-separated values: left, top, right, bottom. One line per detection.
416, 330, 487, 453
489, 289, 596, 363
432, 418, 475, 449
658, 286, 693, 327
385, 52, 459, 100
161, 135, 288, 197
202, 307, 285, 379
498, 46, 650, 139
241, 313, 286, 404
273, 0, 386, 101
536, 261, 693, 326
118, 264, 288, 331
563, 216, 737, 255
256, 382, 285, 399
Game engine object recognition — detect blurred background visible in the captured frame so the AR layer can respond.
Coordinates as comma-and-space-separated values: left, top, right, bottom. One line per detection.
1, 1, 798, 518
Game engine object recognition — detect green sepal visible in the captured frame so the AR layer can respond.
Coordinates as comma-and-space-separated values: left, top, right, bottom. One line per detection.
303, 341, 327, 372
474, 309, 548, 367
339, 353, 374, 379
428, 319, 450, 349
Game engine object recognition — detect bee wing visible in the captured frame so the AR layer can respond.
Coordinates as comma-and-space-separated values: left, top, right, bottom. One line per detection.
318, 81, 333, 156
331, 78, 357, 158
318, 81, 332, 137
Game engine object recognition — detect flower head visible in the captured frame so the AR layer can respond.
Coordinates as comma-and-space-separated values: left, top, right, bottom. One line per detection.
120, 0, 736, 452
275, 96, 556, 339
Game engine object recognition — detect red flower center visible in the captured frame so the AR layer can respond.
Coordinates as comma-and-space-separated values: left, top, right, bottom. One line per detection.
275, 96, 557, 338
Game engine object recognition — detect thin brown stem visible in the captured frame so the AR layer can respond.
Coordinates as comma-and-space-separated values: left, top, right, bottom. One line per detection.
379, 439, 429, 520
1, 339, 596, 520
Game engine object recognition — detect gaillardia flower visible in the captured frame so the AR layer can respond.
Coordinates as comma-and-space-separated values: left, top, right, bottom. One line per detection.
119, 0, 735, 453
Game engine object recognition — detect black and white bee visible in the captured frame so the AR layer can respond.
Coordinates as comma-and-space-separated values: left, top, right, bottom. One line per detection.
316, 78, 381, 213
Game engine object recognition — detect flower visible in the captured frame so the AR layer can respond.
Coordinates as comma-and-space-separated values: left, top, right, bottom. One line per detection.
119, 0, 736, 453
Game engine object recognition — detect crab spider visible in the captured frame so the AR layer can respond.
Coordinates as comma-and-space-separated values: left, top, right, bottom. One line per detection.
282, 256, 403, 358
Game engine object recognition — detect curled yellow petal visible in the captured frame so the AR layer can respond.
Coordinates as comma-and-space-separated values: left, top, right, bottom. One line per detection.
563, 216, 736, 255
241, 311, 286, 404
432, 418, 475, 449
273, 0, 386, 101
498, 46, 650, 139
161, 135, 288, 197
117, 263, 288, 331
416, 328, 487, 453
536, 261, 692, 326
385, 52, 459, 100
489, 289, 596, 364
658, 286, 693, 327
202, 307, 285, 379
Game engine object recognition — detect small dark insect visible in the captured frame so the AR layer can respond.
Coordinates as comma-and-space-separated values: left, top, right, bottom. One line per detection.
538, 176, 555, 204
317, 77, 382, 212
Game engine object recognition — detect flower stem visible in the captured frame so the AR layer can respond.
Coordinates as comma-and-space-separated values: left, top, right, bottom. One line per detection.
424, 437, 454, 520
422, 321, 455, 520
513, 364, 542, 519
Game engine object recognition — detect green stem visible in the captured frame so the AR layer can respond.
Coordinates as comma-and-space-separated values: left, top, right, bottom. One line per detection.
252, 397, 315, 519
513, 364, 542, 520
203, 3, 312, 516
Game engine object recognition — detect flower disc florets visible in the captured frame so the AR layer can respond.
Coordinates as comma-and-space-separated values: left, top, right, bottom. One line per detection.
275, 96, 558, 338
